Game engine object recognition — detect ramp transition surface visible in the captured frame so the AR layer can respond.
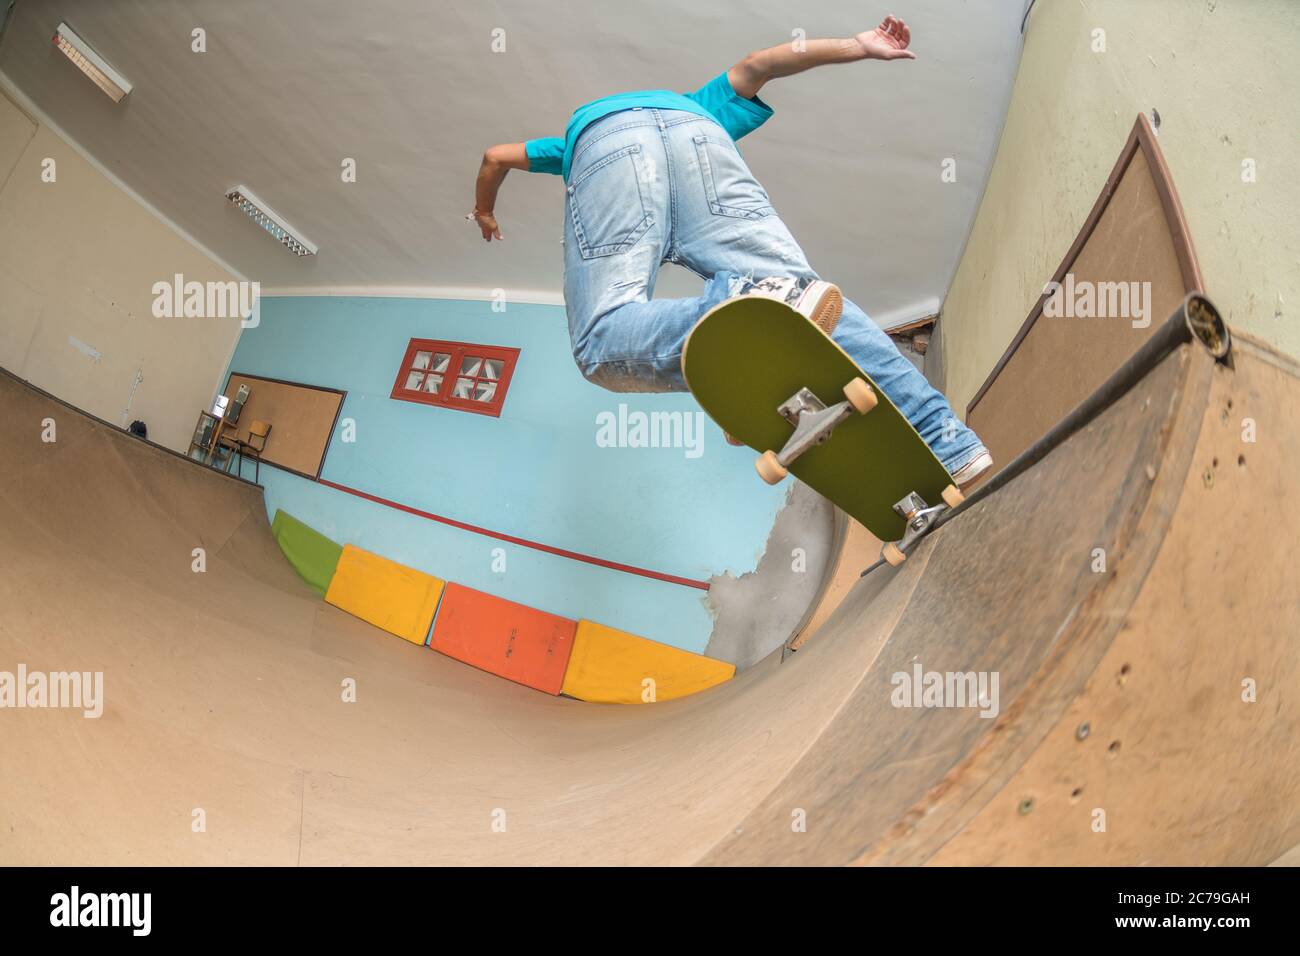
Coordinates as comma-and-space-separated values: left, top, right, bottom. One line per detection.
0, 333, 1296, 865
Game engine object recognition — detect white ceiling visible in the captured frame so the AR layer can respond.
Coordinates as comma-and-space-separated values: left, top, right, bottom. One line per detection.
0, 0, 1025, 327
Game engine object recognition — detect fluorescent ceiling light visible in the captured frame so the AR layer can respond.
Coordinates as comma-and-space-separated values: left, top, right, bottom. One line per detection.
52, 22, 132, 103
225, 186, 318, 257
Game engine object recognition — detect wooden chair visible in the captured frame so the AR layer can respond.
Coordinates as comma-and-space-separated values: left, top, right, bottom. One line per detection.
219, 420, 272, 483
187, 411, 220, 463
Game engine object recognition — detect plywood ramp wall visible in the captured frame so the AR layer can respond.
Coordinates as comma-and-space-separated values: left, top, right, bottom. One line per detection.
965, 115, 1203, 475
222, 373, 343, 479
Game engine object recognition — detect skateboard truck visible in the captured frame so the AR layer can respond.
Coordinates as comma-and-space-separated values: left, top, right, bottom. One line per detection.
776, 388, 854, 462
874, 488, 964, 571
756, 379, 877, 484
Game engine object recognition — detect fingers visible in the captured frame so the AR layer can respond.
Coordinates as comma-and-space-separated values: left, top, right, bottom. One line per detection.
472, 214, 503, 242
879, 15, 911, 49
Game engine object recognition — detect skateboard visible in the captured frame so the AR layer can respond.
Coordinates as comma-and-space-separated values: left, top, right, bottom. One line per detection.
681, 296, 964, 565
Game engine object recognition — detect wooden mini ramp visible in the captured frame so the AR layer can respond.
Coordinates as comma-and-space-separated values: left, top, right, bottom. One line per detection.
0, 319, 1296, 866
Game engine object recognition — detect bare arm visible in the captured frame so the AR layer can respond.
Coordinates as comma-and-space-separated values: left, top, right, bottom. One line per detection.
469, 142, 529, 242
727, 16, 915, 99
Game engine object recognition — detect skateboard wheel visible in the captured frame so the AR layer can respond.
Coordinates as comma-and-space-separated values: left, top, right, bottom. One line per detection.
843, 377, 877, 414
882, 542, 907, 566
941, 484, 964, 509
755, 450, 788, 485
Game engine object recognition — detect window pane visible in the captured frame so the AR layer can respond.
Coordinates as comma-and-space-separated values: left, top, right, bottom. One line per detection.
396, 341, 512, 413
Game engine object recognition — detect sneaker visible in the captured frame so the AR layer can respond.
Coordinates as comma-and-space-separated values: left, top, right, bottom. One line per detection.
951, 448, 994, 489
739, 276, 842, 335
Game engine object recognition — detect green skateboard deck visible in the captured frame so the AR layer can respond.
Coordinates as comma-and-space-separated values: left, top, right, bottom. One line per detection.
682, 296, 958, 543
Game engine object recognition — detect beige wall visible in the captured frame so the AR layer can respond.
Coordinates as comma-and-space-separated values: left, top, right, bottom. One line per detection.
0, 90, 243, 452
941, 0, 1300, 415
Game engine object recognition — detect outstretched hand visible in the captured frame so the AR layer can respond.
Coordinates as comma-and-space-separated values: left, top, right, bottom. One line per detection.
468, 209, 503, 242
855, 16, 916, 61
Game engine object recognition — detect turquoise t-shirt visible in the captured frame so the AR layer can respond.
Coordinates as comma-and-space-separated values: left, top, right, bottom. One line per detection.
525, 72, 773, 181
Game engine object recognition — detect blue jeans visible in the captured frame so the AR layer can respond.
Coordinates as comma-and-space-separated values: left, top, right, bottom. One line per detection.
562, 108, 984, 474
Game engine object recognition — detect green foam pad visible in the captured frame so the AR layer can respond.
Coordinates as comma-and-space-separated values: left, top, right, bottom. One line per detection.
271, 509, 344, 596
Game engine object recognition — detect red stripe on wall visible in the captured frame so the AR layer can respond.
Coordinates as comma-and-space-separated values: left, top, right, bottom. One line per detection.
316, 478, 711, 591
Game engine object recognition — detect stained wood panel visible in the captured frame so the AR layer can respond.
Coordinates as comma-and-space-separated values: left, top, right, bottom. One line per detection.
966, 115, 1203, 475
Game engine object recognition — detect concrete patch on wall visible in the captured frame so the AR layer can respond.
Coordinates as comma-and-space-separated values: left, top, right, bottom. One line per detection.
926, 319, 946, 394
704, 482, 836, 669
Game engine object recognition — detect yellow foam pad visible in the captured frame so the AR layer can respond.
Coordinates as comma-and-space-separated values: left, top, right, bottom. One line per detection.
325, 545, 444, 646
561, 620, 735, 704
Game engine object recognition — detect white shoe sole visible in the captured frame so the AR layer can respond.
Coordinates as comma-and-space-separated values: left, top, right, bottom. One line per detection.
739, 277, 843, 336
798, 282, 843, 337
952, 449, 994, 489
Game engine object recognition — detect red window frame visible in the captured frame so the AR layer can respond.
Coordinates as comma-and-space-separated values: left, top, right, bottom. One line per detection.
390, 338, 520, 418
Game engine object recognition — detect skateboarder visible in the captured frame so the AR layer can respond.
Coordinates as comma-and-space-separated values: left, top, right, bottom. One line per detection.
470, 16, 992, 486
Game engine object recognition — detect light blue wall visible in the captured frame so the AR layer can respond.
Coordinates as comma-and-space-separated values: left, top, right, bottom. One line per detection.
226, 295, 784, 652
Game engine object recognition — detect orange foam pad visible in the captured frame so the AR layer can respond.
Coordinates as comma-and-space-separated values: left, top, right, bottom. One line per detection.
430, 583, 577, 694
324, 545, 444, 646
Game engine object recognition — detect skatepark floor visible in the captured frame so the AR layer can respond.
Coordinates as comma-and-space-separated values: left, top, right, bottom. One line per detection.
0, 328, 1297, 865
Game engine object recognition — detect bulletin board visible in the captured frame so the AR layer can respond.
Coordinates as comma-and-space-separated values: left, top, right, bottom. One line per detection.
221, 372, 345, 479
